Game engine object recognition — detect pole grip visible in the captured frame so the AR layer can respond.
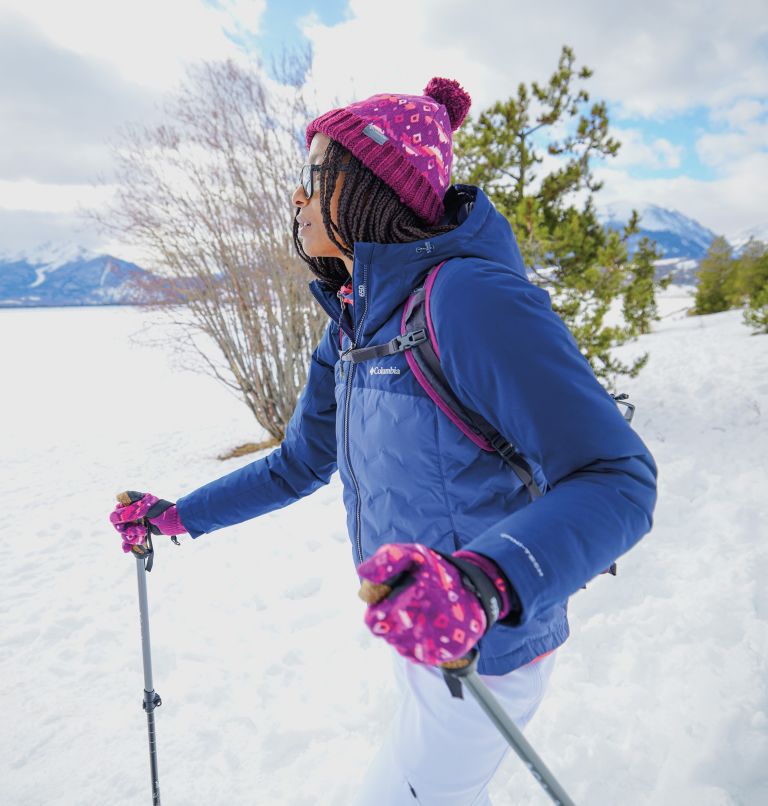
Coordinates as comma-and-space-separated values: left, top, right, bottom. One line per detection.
358, 579, 391, 606
358, 579, 473, 671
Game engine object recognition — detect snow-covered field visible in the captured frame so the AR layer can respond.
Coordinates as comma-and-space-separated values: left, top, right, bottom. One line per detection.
1, 286, 766, 805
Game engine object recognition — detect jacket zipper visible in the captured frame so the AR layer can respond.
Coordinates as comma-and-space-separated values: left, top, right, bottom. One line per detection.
308, 281, 354, 339
342, 263, 369, 566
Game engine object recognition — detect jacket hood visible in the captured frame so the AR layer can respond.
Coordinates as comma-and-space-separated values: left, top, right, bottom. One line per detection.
309, 185, 527, 341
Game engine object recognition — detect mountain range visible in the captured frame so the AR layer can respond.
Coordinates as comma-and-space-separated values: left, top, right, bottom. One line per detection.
598, 202, 719, 259
0, 244, 172, 308
0, 206, 764, 307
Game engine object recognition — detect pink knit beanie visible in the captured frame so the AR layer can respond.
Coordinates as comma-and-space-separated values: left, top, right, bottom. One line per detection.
305, 77, 471, 225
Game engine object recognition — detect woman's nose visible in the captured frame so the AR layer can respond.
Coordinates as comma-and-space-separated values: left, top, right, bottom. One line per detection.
292, 184, 307, 208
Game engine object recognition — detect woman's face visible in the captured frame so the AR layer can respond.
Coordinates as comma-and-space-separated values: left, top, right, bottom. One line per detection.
292, 132, 348, 262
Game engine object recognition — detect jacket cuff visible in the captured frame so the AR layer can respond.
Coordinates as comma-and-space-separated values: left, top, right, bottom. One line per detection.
453, 550, 522, 625
156, 504, 187, 536
174, 498, 203, 539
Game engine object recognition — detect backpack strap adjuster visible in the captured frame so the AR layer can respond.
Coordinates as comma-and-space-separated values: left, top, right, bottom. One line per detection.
341, 328, 428, 364
488, 432, 523, 464
395, 328, 428, 350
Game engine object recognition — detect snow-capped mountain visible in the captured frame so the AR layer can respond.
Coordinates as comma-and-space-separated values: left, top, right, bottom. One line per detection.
2, 205, 763, 306
596, 203, 729, 285
598, 202, 718, 260
728, 224, 768, 255
0, 244, 167, 307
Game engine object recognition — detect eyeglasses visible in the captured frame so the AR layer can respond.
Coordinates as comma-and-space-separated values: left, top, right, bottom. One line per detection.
299, 163, 346, 201
299, 164, 321, 200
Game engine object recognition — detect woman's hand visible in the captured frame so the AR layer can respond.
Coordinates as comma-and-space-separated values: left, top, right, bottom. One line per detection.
109, 491, 187, 553
357, 543, 497, 666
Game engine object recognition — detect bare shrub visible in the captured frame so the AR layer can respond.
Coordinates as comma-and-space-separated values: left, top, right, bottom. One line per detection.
90, 56, 325, 445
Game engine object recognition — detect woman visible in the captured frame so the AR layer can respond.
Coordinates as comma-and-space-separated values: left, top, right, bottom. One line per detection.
110, 77, 657, 804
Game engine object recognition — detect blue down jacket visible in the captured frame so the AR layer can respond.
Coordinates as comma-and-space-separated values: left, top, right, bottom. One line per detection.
176, 185, 658, 675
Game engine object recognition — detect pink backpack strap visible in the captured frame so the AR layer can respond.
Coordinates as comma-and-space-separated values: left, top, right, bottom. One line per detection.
401, 263, 490, 450
402, 262, 544, 501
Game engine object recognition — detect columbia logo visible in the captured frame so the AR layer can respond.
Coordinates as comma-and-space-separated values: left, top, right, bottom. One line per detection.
370, 367, 401, 375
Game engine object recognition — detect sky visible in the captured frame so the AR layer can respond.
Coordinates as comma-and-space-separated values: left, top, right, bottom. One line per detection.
0, 0, 766, 257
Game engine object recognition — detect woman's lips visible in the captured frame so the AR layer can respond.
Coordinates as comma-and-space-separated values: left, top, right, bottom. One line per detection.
298, 221, 311, 236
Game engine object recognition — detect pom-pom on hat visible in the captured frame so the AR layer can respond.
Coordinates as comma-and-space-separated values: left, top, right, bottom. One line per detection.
305, 77, 471, 225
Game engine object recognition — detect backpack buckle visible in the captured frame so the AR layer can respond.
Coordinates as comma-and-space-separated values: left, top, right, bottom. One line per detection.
612, 393, 636, 423
393, 329, 428, 351
488, 432, 521, 463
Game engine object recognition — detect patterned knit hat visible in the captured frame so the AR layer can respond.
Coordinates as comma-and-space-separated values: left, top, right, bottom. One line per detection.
305, 77, 471, 225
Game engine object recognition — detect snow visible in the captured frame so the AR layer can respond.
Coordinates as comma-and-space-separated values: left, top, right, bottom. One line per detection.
1, 287, 767, 805
0, 240, 96, 269
655, 257, 698, 270
0, 241, 100, 293
598, 202, 716, 245
0, 241, 102, 292
729, 225, 768, 254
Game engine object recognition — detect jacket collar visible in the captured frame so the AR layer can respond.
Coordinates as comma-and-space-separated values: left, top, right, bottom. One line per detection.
309, 185, 523, 344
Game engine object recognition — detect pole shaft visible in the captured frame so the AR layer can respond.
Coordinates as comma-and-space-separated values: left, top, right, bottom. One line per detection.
135, 557, 161, 805
135, 557, 155, 692
464, 670, 576, 806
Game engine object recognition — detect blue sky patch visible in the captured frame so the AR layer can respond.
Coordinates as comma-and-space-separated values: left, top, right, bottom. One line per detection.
219, 0, 350, 79
608, 104, 717, 181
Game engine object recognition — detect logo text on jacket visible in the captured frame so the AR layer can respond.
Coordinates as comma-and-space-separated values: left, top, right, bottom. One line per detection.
500, 533, 545, 578
370, 366, 401, 375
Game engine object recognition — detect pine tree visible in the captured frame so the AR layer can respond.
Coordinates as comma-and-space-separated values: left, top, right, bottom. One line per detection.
744, 285, 768, 334
453, 45, 666, 385
692, 237, 736, 315
623, 235, 670, 336
734, 239, 768, 301
738, 239, 768, 334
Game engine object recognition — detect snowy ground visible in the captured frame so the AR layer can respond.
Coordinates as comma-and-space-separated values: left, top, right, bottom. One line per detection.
1, 286, 767, 805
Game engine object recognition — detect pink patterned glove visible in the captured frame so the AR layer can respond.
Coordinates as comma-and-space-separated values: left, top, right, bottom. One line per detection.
357, 543, 505, 666
109, 491, 187, 554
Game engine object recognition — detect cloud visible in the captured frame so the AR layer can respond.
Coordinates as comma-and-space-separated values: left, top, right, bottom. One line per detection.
299, 0, 766, 235
301, 0, 767, 118
1, 0, 765, 245
217, 0, 268, 39
696, 99, 768, 167
0, 13, 163, 184
612, 129, 683, 170
0, 2, 266, 188
711, 98, 768, 128
0, 208, 107, 254
595, 150, 768, 238
0, 179, 114, 212
0, 0, 264, 91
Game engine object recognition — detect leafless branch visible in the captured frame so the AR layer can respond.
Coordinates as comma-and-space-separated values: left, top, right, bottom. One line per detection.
88, 57, 325, 443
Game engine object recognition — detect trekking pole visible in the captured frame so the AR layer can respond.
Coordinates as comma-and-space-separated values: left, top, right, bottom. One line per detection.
359, 580, 576, 806
119, 492, 163, 806
440, 651, 576, 806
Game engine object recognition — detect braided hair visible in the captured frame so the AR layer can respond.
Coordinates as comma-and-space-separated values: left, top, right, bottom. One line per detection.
292, 139, 457, 289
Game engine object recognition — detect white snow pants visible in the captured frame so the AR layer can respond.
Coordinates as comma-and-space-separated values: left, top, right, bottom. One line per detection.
351, 650, 556, 806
